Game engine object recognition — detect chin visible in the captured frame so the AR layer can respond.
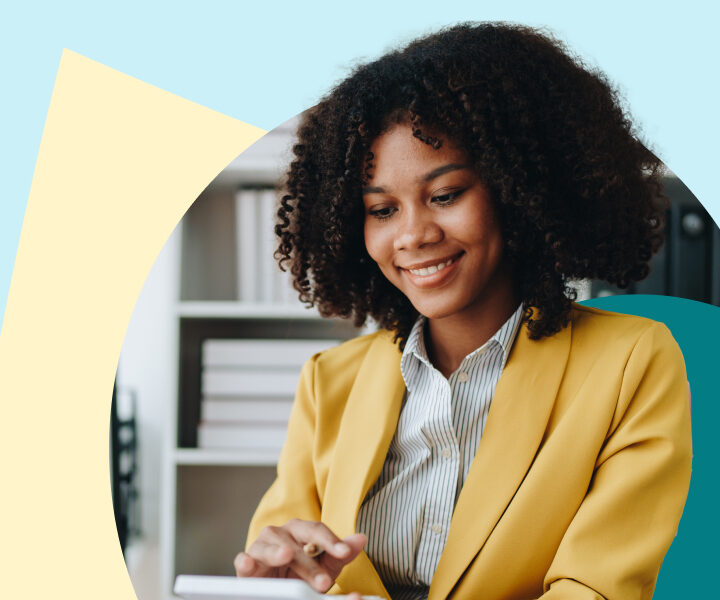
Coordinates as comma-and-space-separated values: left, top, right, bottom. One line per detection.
410, 299, 465, 321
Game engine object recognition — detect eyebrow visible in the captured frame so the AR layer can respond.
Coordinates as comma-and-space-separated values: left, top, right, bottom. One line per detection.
362, 163, 469, 194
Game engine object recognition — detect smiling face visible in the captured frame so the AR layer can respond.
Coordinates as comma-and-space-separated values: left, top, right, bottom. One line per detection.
362, 123, 517, 329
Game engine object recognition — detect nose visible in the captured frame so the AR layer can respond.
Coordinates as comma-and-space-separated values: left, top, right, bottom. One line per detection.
393, 206, 443, 251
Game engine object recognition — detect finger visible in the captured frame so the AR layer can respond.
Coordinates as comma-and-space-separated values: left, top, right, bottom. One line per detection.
257, 527, 335, 592
234, 552, 262, 577
316, 551, 345, 580
331, 533, 366, 566
283, 519, 352, 560
317, 533, 368, 581
342, 533, 367, 560
285, 545, 336, 593
346, 593, 363, 600
246, 535, 295, 568
318, 533, 367, 573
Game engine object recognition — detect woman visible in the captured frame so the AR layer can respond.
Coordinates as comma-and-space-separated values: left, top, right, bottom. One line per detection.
233, 23, 692, 600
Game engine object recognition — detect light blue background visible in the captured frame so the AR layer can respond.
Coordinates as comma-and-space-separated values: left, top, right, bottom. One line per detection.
1, 0, 718, 327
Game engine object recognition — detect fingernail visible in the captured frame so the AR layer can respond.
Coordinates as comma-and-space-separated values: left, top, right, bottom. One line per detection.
314, 574, 331, 589
334, 542, 350, 556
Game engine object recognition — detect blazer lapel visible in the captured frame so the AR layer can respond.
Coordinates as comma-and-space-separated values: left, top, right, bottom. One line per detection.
322, 332, 406, 597
430, 320, 572, 600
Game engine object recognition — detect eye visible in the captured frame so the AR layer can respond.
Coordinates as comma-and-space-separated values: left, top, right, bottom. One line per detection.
431, 190, 464, 205
367, 206, 396, 220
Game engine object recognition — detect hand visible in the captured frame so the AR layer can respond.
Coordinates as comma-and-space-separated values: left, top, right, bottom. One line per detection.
234, 519, 367, 594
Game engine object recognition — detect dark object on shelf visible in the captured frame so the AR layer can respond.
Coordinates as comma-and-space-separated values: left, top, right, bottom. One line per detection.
110, 383, 139, 554
591, 177, 719, 305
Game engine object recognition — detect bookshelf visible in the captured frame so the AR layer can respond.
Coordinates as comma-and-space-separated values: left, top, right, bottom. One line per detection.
157, 115, 360, 599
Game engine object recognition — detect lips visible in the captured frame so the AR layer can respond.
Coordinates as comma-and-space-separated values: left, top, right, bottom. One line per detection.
407, 257, 455, 276
400, 252, 464, 288
401, 252, 463, 274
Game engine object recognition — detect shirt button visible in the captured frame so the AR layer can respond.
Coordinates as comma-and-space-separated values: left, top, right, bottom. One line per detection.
441, 447, 452, 459
457, 371, 469, 383
431, 523, 443, 535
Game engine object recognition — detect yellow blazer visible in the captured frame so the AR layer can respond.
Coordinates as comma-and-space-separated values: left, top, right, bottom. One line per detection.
247, 304, 692, 599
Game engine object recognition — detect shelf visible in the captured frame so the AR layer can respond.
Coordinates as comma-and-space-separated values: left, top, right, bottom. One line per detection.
173, 448, 279, 466
176, 301, 320, 319
160, 115, 341, 598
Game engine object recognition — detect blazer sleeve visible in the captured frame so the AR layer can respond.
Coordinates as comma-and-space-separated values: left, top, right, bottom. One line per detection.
539, 322, 693, 599
246, 355, 322, 548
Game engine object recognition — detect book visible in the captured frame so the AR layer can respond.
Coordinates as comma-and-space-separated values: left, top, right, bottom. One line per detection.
202, 368, 301, 396
259, 187, 277, 303
197, 422, 288, 449
236, 188, 258, 302
200, 398, 294, 423
275, 257, 297, 305
202, 338, 340, 368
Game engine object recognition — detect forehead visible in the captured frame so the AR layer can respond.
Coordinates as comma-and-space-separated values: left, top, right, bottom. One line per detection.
367, 124, 469, 182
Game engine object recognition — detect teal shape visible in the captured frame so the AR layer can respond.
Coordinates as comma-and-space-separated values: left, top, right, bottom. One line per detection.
581, 295, 718, 598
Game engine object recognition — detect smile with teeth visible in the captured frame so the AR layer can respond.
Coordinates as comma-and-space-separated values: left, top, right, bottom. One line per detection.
407, 256, 456, 277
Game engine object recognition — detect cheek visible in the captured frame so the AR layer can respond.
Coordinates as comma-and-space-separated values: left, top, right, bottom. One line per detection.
462, 204, 503, 246
363, 223, 390, 264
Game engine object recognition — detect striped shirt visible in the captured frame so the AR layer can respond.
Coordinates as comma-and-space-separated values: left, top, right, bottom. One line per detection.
355, 305, 523, 600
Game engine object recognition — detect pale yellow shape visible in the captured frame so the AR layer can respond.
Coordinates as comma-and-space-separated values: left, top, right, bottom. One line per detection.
0, 50, 266, 599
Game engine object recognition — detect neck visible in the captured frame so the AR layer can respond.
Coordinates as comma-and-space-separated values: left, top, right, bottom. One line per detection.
425, 272, 519, 378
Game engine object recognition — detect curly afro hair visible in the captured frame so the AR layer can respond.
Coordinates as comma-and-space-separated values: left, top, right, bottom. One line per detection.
276, 22, 666, 348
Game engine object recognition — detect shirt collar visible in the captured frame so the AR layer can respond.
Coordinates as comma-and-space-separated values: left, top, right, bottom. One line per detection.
400, 304, 524, 387
491, 303, 524, 365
